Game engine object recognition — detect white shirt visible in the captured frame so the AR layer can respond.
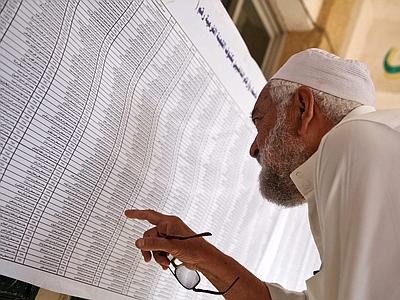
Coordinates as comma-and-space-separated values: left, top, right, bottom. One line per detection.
266, 106, 400, 299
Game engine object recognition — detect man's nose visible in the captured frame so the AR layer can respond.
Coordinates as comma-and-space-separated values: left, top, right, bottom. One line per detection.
249, 139, 259, 158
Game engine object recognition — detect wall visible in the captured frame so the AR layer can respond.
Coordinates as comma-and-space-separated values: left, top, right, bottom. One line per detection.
274, 0, 400, 110
345, 0, 400, 109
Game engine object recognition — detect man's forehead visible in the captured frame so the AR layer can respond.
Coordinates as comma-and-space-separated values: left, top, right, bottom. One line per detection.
258, 83, 270, 100
252, 84, 271, 111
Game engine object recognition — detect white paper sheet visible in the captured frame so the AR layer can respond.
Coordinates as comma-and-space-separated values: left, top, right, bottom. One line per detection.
0, 1, 319, 299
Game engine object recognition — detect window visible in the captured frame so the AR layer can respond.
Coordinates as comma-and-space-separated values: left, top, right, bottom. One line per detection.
222, 0, 285, 78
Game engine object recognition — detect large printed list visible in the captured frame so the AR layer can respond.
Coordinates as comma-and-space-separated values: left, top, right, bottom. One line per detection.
0, 0, 320, 299
0, 0, 264, 299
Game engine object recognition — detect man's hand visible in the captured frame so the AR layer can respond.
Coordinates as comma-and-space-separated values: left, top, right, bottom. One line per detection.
125, 209, 271, 300
125, 209, 214, 271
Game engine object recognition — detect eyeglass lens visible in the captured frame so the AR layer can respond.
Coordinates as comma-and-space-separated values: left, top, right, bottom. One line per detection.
175, 266, 200, 289
165, 232, 239, 295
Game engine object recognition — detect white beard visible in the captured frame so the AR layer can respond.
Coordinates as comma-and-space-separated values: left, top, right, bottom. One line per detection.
258, 111, 310, 207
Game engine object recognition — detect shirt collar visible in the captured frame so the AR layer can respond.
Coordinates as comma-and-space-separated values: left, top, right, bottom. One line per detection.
290, 152, 317, 199
290, 105, 376, 198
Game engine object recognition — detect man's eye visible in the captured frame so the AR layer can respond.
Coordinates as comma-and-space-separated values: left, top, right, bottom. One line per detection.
250, 113, 262, 126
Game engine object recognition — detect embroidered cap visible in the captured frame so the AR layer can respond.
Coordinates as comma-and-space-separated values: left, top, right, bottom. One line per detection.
271, 48, 375, 106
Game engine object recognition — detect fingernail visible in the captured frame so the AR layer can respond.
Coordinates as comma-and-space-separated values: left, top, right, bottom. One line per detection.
136, 239, 144, 248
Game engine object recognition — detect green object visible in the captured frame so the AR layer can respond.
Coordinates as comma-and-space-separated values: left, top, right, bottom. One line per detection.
0, 275, 39, 300
384, 48, 400, 75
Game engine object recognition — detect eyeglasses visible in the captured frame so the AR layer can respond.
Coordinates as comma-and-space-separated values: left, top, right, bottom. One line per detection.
164, 232, 239, 295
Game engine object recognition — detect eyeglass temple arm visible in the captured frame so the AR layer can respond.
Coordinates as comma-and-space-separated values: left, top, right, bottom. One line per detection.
192, 276, 240, 295
164, 232, 212, 240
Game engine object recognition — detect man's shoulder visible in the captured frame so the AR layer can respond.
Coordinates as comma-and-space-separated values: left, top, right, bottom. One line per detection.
341, 108, 400, 130
328, 109, 400, 139
319, 109, 400, 157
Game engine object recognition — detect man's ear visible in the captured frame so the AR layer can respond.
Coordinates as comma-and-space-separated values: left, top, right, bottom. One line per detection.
294, 86, 314, 136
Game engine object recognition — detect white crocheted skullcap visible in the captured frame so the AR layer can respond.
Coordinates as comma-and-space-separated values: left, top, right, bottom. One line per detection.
271, 48, 375, 106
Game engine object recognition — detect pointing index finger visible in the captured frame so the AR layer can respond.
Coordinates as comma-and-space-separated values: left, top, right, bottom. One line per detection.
125, 209, 165, 225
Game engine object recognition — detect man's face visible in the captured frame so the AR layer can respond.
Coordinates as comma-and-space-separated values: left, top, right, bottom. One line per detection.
250, 86, 310, 207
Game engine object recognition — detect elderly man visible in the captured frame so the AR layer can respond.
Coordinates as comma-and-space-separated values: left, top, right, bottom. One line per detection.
125, 48, 400, 299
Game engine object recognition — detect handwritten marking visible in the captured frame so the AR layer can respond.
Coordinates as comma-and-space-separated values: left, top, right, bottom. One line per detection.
195, 2, 258, 98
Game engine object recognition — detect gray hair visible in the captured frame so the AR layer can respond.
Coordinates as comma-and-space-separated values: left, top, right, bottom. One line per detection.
268, 79, 362, 125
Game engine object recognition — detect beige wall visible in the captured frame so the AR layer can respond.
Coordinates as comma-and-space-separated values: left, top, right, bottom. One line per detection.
276, 0, 361, 72
275, 0, 400, 109
345, 0, 400, 109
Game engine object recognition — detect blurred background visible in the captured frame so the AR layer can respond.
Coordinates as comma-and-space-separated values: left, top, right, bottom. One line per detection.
222, 0, 400, 109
